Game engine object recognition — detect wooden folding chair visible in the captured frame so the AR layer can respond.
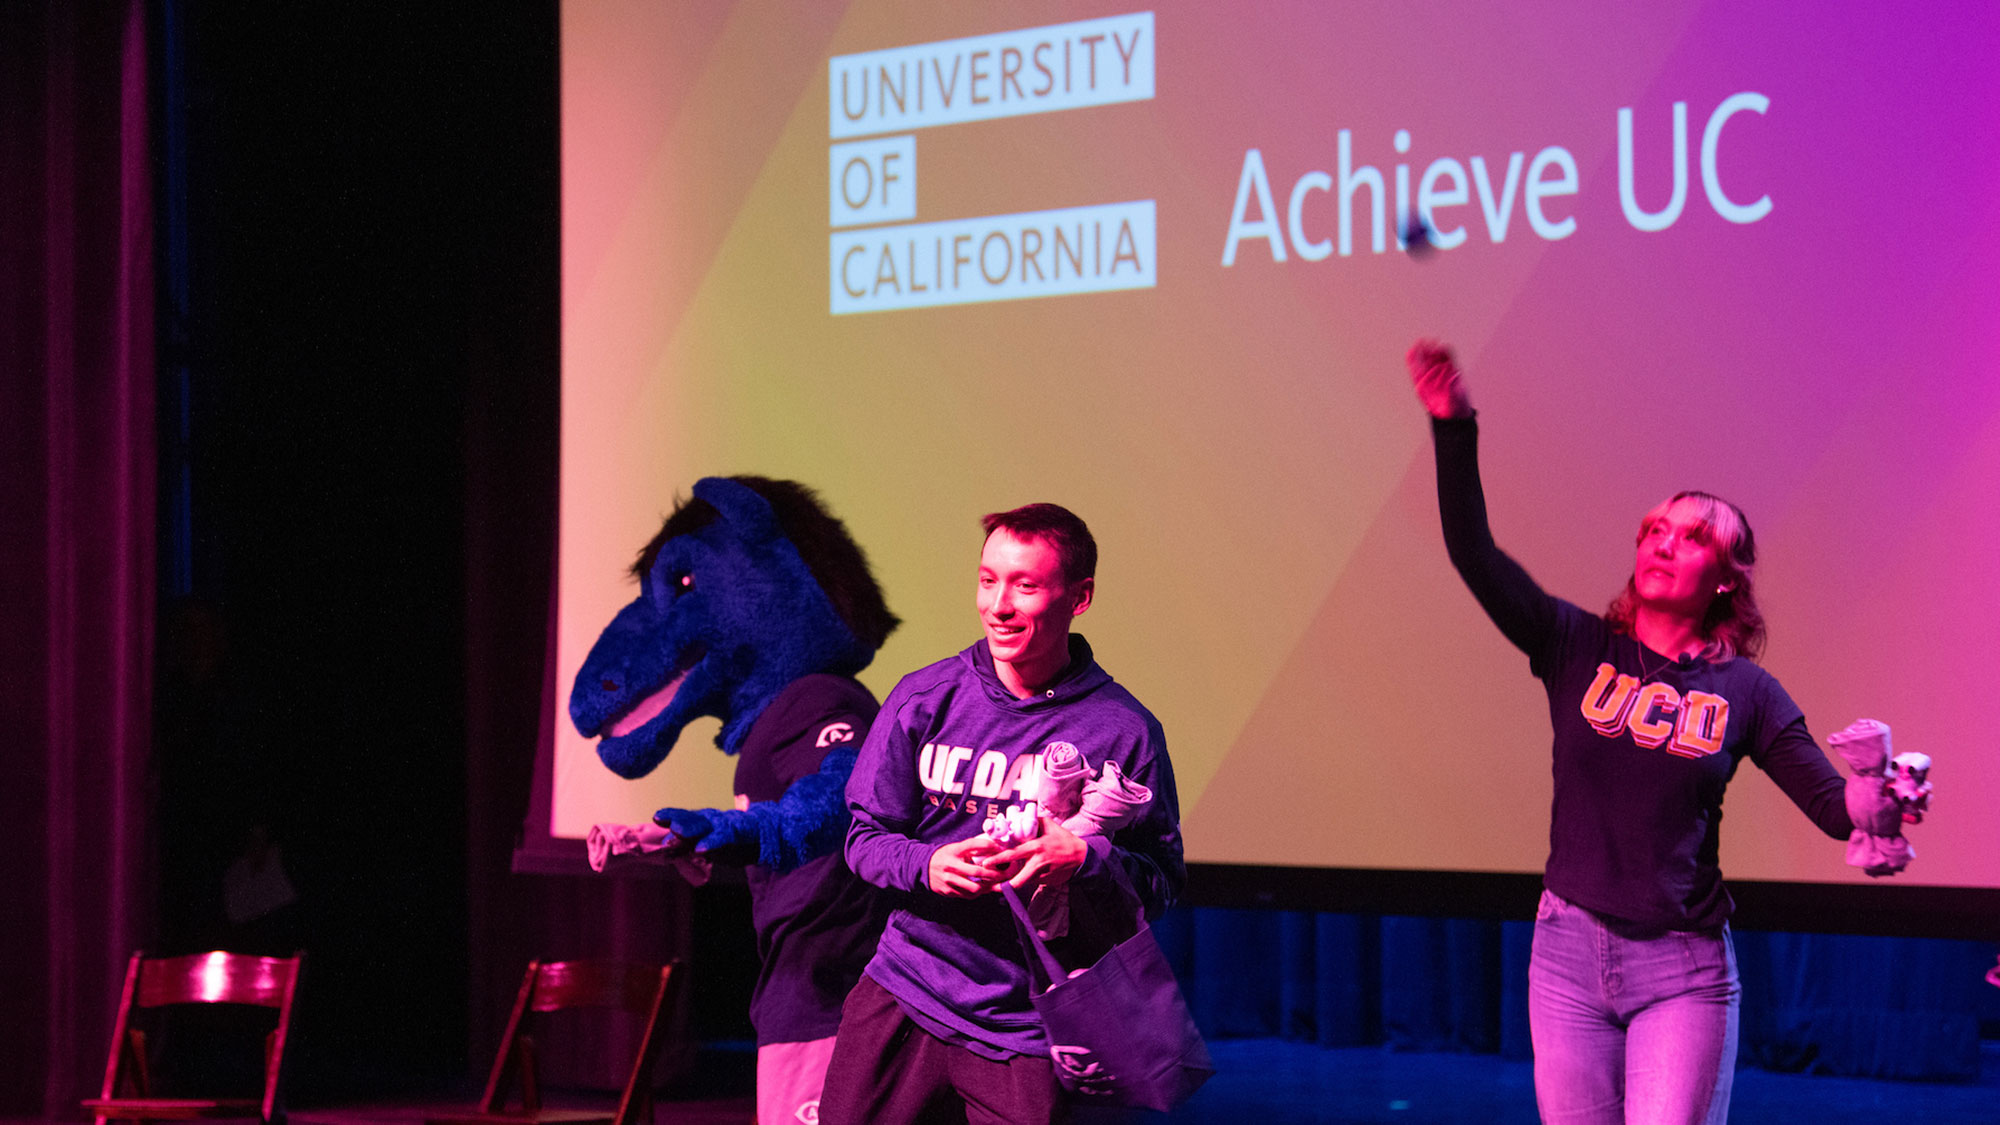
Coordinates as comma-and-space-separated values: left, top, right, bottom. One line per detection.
83, 950, 304, 1125
428, 960, 679, 1125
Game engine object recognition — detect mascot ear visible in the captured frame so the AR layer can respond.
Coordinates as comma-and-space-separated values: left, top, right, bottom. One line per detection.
693, 477, 781, 546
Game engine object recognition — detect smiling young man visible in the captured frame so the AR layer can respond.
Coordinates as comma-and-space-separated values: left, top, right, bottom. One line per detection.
818, 503, 1186, 1125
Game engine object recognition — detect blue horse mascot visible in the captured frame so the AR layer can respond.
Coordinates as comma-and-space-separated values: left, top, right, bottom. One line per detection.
569, 476, 898, 1125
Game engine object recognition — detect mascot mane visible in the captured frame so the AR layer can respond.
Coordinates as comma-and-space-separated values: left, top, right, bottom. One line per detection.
631, 476, 900, 651
570, 476, 898, 779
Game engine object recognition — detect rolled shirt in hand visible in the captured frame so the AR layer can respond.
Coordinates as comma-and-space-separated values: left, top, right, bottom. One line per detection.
1034, 761, 1159, 939
1062, 760, 1154, 837
585, 822, 712, 885
1037, 741, 1091, 821
587, 822, 672, 872
1828, 719, 1921, 877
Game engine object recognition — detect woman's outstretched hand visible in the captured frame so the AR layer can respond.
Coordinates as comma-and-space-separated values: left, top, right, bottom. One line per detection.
1407, 339, 1472, 419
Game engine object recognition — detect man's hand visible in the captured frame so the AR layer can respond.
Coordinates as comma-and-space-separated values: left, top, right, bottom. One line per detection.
1407, 339, 1472, 420
928, 835, 1006, 897
988, 816, 1087, 892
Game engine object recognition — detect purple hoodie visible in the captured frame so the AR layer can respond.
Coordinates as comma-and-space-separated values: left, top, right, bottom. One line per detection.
844, 635, 1185, 1059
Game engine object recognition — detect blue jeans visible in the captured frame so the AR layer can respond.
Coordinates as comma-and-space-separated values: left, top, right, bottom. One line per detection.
1528, 889, 1739, 1125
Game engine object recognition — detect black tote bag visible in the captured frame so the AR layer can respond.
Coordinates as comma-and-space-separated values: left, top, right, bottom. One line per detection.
1000, 884, 1214, 1112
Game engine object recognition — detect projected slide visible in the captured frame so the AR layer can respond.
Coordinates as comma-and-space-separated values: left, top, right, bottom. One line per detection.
555, 1, 1999, 888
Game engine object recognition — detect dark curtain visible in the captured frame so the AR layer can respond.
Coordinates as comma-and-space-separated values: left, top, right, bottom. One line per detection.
1156, 909, 1989, 1082
0, 0, 156, 1117
1735, 930, 1988, 1080
451, 3, 699, 1092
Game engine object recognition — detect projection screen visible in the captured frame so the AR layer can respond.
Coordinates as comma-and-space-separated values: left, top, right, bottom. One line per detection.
547, 1, 2000, 896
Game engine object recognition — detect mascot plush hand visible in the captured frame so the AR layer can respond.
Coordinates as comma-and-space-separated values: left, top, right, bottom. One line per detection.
567, 476, 898, 871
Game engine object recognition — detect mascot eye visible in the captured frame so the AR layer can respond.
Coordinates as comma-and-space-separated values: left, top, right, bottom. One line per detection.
673, 572, 695, 596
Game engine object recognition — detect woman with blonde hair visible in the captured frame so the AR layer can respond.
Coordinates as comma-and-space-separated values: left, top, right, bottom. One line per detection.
1405, 340, 1921, 1124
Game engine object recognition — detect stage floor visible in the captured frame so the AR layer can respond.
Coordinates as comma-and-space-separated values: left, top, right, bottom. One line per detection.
264, 1037, 2000, 1124
1128, 1038, 2000, 1124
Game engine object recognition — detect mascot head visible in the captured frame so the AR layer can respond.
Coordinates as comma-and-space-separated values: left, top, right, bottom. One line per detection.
569, 477, 899, 779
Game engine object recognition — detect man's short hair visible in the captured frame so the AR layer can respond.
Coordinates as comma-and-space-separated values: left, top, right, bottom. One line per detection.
979, 503, 1097, 586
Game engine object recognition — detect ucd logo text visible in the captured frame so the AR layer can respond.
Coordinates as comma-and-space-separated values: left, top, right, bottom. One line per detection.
1580, 663, 1731, 759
